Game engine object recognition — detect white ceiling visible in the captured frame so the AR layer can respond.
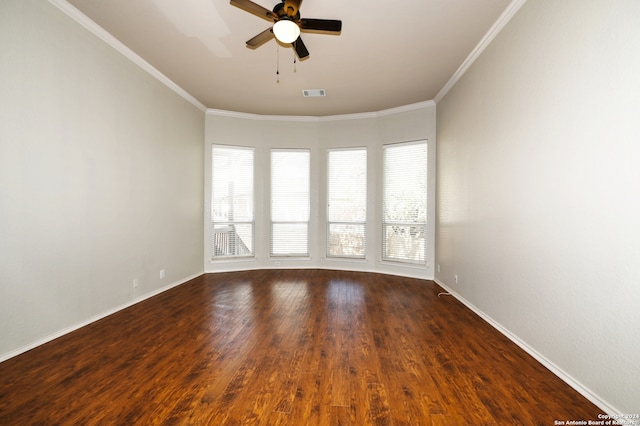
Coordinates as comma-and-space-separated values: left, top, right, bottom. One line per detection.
64, 0, 513, 116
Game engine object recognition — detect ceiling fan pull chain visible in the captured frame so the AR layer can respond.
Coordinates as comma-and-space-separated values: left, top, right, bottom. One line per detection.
276, 45, 280, 83
293, 46, 297, 73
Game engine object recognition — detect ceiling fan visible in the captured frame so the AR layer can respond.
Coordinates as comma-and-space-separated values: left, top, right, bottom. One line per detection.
230, 0, 342, 60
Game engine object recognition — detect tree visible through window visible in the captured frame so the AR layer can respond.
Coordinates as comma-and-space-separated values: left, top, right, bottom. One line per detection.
382, 141, 427, 264
211, 145, 254, 259
327, 148, 367, 258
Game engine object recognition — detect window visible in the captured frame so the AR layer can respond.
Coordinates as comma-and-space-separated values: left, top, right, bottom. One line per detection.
271, 149, 310, 256
327, 148, 367, 258
211, 145, 254, 259
382, 141, 427, 264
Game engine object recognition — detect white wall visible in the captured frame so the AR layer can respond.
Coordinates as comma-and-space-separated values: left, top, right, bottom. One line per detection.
436, 0, 640, 414
204, 104, 436, 279
0, 0, 205, 360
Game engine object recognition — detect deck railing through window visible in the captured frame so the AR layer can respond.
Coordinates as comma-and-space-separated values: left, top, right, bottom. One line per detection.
213, 225, 252, 257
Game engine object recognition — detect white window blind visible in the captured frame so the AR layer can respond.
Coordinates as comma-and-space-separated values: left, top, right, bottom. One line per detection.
211, 145, 254, 259
382, 141, 427, 264
271, 149, 310, 256
327, 148, 367, 258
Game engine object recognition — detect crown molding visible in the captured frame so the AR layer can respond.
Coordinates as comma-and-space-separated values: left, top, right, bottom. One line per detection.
205, 109, 321, 122
206, 101, 435, 122
317, 112, 378, 122
375, 100, 436, 117
48, 0, 207, 112
434, 0, 527, 104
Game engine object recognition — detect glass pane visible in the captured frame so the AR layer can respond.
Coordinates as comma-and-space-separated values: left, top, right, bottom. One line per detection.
328, 149, 367, 222
328, 223, 365, 257
383, 143, 427, 223
383, 224, 426, 263
212, 223, 254, 257
271, 150, 310, 222
271, 223, 309, 256
212, 146, 254, 222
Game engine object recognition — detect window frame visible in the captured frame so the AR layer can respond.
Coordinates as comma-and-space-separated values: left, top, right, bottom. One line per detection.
326, 147, 367, 259
382, 140, 428, 265
211, 144, 255, 260
270, 148, 311, 258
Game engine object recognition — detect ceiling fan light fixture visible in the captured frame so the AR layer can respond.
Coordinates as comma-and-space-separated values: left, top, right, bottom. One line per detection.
273, 19, 300, 43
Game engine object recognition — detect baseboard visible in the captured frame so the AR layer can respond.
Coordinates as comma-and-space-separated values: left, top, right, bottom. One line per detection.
433, 279, 624, 418
206, 263, 433, 281
0, 272, 204, 364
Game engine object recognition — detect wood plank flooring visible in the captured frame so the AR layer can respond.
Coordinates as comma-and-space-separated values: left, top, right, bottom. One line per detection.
0, 269, 602, 425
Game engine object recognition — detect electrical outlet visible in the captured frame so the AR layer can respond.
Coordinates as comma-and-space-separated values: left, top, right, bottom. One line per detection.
133, 278, 139, 288
454, 274, 458, 284
160, 269, 165, 279
437, 264, 441, 273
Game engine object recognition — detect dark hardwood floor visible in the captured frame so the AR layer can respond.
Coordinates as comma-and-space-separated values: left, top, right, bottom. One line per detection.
0, 269, 601, 425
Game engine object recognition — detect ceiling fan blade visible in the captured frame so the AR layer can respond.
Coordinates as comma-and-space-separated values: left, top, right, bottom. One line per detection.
299, 18, 342, 33
230, 0, 278, 22
293, 36, 309, 59
246, 27, 274, 48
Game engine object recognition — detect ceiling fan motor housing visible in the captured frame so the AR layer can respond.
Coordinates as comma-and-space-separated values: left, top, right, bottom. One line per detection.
282, 0, 301, 17
273, 1, 300, 20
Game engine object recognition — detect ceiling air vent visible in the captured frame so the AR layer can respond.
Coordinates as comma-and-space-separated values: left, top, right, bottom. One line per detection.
302, 89, 326, 97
